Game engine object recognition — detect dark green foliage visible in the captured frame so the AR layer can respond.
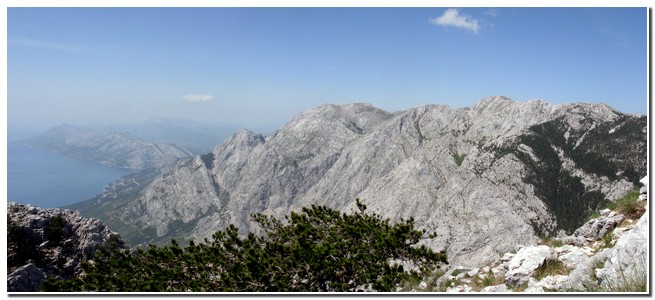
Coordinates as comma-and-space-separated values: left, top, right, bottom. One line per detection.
605, 190, 645, 220
495, 115, 646, 235
45, 214, 67, 246
7, 215, 42, 270
453, 153, 466, 166
200, 153, 215, 169
42, 200, 447, 292
569, 116, 647, 185
512, 132, 608, 234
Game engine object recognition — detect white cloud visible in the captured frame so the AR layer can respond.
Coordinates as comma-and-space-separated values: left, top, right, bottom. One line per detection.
9, 36, 88, 52
485, 8, 499, 17
182, 94, 214, 102
430, 8, 480, 34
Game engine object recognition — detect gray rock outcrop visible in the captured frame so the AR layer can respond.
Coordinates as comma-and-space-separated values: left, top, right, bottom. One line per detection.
7, 264, 46, 293
7, 202, 123, 292
573, 210, 625, 242
595, 203, 648, 288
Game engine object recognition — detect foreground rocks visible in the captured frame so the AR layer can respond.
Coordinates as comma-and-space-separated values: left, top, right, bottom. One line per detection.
434, 177, 648, 293
7, 202, 122, 292
595, 207, 648, 289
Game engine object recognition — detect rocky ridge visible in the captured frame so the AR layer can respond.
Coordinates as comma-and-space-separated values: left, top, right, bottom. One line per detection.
75, 97, 646, 266
20, 124, 193, 170
7, 202, 122, 292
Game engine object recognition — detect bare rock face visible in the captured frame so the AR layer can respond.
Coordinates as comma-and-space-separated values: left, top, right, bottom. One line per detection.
7, 202, 123, 292
573, 210, 625, 242
7, 264, 45, 293
80, 97, 646, 266
595, 205, 648, 288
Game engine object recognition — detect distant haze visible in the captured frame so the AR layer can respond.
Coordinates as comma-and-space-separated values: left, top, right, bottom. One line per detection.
8, 7, 647, 138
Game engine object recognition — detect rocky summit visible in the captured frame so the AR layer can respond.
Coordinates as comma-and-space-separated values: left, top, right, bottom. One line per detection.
75, 96, 646, 267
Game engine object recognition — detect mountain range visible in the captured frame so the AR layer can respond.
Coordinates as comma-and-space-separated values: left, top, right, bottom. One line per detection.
67, 96, 647, 266
19, 124, 193, 170
17, 117, 242, 171
106, 116, 241, 154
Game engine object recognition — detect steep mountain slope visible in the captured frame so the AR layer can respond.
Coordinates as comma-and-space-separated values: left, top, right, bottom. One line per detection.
77, 97, 646, 266
20, 124, 193, 170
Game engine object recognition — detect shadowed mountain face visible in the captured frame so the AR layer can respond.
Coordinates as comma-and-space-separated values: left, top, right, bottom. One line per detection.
72, 97, 646, 266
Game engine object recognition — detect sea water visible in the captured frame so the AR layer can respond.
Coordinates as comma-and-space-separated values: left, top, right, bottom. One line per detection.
7, 142, 132, 208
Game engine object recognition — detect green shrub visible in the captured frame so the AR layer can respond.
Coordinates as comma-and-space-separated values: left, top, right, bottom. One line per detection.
472, 274, 505, 291
45, 214, 67, 246
453, 153, 466, 166
601, 232, 614, 249
540, 236, 563, 248
607, 190, 645, 220
533, 259, 570, 281
42, 199, 447, 292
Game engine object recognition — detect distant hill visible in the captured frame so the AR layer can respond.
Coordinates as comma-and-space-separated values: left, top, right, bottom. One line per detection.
20, 124, 193, 170
121, 116, 240, 154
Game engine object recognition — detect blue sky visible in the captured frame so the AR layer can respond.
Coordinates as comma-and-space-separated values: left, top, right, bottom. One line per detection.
7, 7, 648, 135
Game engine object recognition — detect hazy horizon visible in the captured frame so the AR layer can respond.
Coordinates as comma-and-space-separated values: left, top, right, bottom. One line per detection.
8, 7, 648, 138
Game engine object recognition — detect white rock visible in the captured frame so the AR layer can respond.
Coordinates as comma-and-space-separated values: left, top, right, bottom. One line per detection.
557, 246, 592, 269
505, 245, 553, 286
467, 268, 480, 277
560, 235, 586, 247
596, 211, 648, 288
491, 266, 504, 276
500, 252, 515, 262
533, 275, 569, 291
524, 286, 544, 292
481, 284, 508, 293
564, 248, 612, 291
